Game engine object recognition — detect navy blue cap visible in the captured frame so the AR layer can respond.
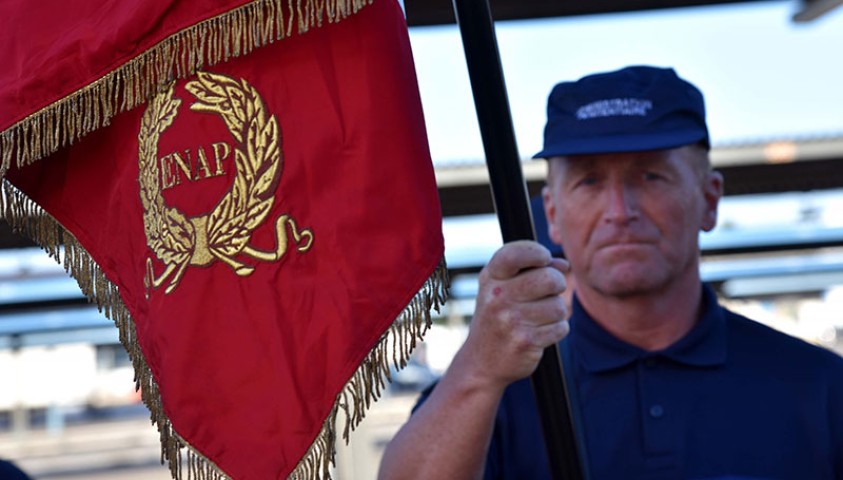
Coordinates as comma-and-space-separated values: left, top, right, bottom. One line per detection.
530, 195, 564, 258
533, 66, 709, 158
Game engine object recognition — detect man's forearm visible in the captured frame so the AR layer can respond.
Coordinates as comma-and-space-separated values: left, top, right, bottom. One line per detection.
378, 353, 505, 480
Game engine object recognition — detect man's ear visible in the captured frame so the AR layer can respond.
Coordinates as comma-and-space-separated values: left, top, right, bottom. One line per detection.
701, 170, 724, 232
543, 185, 564, 245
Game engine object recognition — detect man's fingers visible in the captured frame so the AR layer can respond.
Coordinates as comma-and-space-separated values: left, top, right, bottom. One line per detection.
512, 295, 568, 327
505, 316, 570, 356
484, 241, 555, 280
506, 266, 567, 303
549, 257, 570, 275
531, 319, 571, 349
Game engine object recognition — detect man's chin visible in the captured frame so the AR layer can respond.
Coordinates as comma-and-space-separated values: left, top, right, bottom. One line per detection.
591, 265, 668, 297
600, 284, 661, 299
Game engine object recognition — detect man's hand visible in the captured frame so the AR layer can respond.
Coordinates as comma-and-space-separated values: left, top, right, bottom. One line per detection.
379, 240, 569, 480
455, 240, 570, 393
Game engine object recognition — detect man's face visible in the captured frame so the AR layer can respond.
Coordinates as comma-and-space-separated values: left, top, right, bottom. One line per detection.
543, 146, 722, 298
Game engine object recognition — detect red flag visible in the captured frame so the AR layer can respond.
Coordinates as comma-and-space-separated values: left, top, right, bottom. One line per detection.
0, 0, 447, 478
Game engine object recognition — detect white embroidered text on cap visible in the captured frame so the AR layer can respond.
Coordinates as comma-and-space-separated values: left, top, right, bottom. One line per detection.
576, 98, 653, 120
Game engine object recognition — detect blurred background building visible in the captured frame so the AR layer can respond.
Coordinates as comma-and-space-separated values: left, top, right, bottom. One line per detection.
2, 0, 843, 478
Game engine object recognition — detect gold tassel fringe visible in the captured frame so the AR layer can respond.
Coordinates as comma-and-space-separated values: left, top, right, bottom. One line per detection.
0, 0, 373, 178
0, 178, 450, 480
0, 178, 229, 479
289, 258, 449, 480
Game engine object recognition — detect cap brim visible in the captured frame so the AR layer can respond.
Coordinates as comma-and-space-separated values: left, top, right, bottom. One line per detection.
532, 130, 708, 159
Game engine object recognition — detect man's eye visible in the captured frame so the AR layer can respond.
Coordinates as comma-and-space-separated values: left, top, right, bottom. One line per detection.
643, 171, 663, 181
577, 176, 599, 187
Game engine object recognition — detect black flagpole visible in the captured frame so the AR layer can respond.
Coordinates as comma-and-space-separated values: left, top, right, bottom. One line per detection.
449, 0, 587, 478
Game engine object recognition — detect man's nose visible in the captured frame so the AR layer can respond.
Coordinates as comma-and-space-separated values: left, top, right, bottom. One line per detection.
603, 181, 638, 223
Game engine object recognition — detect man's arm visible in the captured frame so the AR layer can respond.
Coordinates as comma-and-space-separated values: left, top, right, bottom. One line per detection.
378, 241, 570, 480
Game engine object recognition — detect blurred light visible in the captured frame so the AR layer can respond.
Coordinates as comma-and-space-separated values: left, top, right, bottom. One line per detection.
722, 271, 843, 297
763, 141, 798, 163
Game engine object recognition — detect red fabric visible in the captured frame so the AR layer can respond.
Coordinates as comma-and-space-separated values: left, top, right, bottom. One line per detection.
0, 0, 253, 131
5, 1, 443, 478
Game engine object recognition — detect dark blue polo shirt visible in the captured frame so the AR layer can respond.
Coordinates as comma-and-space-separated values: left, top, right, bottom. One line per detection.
0, 460, 32, 480
420, 285, 843, 480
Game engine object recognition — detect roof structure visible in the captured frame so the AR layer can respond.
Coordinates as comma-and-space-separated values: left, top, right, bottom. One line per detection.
404, 0, 840, 25
404, 0, 775, 26
437, 135, 843, 217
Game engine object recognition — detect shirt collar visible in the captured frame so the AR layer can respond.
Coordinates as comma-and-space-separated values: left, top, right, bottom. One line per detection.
569, 284, 728, 373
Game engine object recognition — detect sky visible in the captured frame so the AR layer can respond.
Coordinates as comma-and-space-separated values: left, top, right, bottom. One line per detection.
406, 0, 843, 165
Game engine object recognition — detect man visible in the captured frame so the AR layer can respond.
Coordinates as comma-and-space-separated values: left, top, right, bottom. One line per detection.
379, 66, 843, 479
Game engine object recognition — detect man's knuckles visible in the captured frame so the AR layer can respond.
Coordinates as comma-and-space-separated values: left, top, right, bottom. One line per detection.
485, 242, 552, 280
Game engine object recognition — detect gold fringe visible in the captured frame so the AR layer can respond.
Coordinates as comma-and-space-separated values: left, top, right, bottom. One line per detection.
0, 0, 373, 177
0, 178, 231, 479
0, 177, 450, 480
289, 258, 449, 480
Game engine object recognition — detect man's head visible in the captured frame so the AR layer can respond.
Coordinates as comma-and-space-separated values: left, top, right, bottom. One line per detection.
537, 66, 722, 299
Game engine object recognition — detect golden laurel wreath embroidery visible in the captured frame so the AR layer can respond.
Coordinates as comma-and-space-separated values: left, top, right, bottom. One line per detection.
138, 71, 314, 296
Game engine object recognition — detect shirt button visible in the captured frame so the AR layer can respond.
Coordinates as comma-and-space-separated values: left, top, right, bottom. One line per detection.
649, 405, 664, 418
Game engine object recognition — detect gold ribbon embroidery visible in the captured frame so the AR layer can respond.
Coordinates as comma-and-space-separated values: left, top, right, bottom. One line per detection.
138, 71, 313, 296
